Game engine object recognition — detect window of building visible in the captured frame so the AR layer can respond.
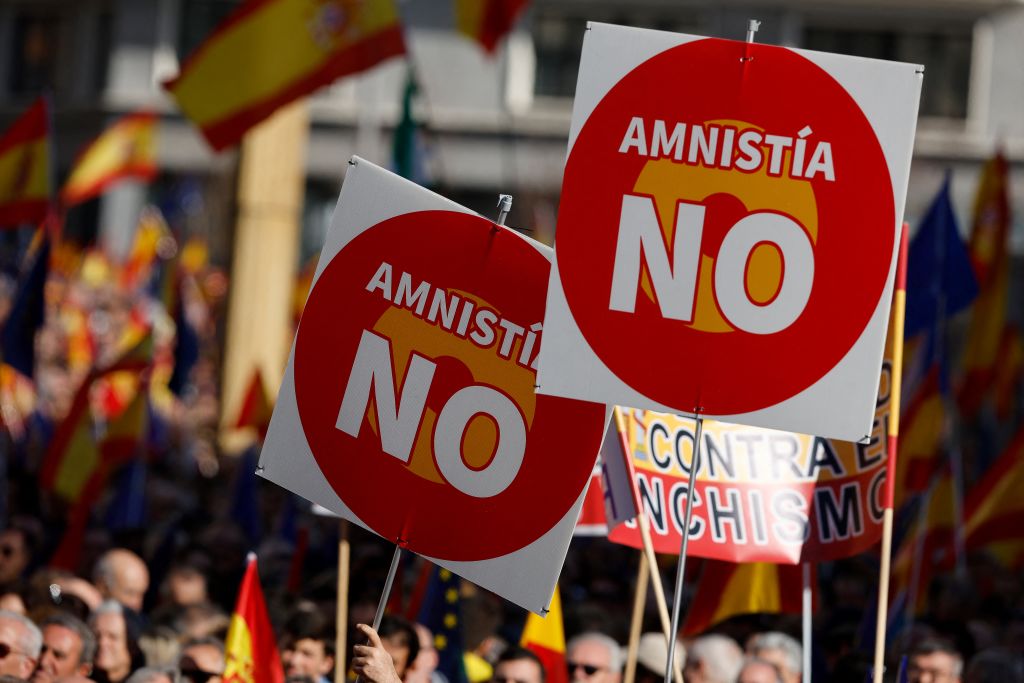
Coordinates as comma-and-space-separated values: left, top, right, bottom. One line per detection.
9, 10, 61, 94
532, 10, 702, 100
178, 0, 241, 61
803, 26, 972, 119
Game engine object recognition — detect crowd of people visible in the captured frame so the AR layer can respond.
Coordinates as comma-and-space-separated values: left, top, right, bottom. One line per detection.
0, 216, 1021, 683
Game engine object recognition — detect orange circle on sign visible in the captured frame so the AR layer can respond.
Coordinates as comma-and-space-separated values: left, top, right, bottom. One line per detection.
294, 211, 606, 561
557, 38, 895, 415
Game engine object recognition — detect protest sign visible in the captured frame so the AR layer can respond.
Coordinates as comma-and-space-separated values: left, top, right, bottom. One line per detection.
537, 23, 922, 442
259, 158, 607, 613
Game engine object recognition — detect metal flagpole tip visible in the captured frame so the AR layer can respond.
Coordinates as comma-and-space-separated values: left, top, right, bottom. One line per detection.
746, 19, 761, 42
496, 194, 513, 226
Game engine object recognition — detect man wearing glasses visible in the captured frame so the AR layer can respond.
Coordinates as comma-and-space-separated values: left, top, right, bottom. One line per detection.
566, 633, 622, 683
0, 609, 42, 679
907, 639, 963, 683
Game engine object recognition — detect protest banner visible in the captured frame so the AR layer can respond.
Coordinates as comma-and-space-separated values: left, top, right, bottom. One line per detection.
258, 158, 607, 614
537, 22, 922, 444
606, 397, 890, 563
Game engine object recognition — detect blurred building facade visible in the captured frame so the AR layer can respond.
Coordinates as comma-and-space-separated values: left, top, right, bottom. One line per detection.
0, 0, 1022, 263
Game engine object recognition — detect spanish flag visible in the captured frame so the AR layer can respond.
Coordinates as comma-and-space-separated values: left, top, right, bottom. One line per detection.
890, 471, 958, 616
454, 0, 529, 53
224, 554, 284, 683
0, 97, 50, 227
964, 428, 1024, 564
120, 207, 170, 289
959, 152, 1011, 418
164, 0, 405, 151
521, 586, 567, 683
894, 366, 944, 508
61, 112, 158, 206
683, 561, 808, 636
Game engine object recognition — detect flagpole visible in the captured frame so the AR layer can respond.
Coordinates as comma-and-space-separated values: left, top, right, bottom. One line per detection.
335, 519, 351, 683
614, 408, 682, 683
801, 563, 812, 683
624, 552, 651, 683
872, 223, 909, 683
664, 413, 702, 683
373, 543, 403, 631
637, 513, 685, 683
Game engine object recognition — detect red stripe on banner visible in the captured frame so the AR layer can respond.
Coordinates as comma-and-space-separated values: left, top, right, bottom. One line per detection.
195, 25, 405, 150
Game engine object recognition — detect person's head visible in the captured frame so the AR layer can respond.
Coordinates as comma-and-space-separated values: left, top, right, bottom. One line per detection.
746, 633, 801, 683
492, 646, 545, 683
635, 632, 683, 683
378, 616, 418, 679
178, 637, 224, 683
93, 551, 149, 614
404, 624, 439, 683
33, 613, 96, 683
0, 609, 42, 678
908, 638, 964, 683
736, 658, 783, 683
280, 620, 334, 682
163, 564, 208, 609
123, 666, 176, 683
0, 522, 39, 587
566, 633, 622, 683
682, 635, 742, 683
963, 648, 1023, 683
90, 601, 133, 683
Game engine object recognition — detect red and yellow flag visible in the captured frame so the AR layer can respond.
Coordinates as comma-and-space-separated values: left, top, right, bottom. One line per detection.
894, 367, 944, 508
959, 152, 1011, 418
120, 207, 170, 289
62, 112, 158, 206
683, 561, 808, 636
234, 368, 274, 440
454, 0, 529, 53
964, 429, 1024, 565
164, 0, 405, 151
890, 471, 958, 615
224, 555, 285, 683
520, 586, 567, 683
0, 97, 50, 227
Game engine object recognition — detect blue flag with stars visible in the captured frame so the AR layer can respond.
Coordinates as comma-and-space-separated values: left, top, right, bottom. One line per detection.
417, 566, 468, 683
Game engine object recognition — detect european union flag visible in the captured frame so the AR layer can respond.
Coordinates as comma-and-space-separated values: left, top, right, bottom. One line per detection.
905, 175, 978, 340
1, 234, 49, 378
417, 566, 468, 683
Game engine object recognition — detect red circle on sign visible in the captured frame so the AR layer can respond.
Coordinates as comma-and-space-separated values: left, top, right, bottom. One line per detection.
557, 38, 895, 415
295, 211, 606, 561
